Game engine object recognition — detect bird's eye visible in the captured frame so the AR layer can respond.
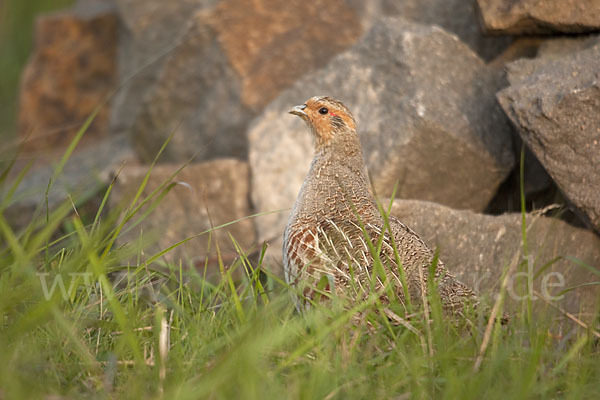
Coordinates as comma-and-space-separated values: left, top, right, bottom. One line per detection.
319, 107, 328, 115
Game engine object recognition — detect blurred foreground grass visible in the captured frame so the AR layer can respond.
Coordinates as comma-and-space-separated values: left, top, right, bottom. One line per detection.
0, 0, 75, 140
0, 126, 598, 399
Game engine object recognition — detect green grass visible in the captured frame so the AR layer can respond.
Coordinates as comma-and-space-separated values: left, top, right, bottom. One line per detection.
0, 135, 599, 399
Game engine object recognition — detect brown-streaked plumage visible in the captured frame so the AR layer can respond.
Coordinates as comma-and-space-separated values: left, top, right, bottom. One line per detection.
283, 95, 478, 315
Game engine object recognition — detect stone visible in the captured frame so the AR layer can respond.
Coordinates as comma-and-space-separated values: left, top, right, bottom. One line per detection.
4, 134, 135, 230
391, 199, 600, 325
476, 0, 600, 35
497, 36, 600, 231
536, 35, 600, 57
18, 0, 118, 153
484, 147, 558, 216
249, 17, 515, 269
116, 0, 362, 163
129, 10, 253, 163
109, 0, 215, 136
347, 0, 512, 61
109, 159, 257, 277
211, 0, 362, 111
487, 37, 544, 71
486, 38, 558, 214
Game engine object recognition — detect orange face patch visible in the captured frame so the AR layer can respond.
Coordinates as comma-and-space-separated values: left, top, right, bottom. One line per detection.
302, 96, 356, 146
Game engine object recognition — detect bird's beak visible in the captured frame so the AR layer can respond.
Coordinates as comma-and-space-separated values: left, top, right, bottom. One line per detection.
289, 104, 308, 118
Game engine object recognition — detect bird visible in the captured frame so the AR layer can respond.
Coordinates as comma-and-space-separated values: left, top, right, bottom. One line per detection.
283, 95, 478, 316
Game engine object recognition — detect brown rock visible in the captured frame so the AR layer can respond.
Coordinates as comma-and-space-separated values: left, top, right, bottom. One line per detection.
211, 0, 362, 110
110, 159, 257, 277
391, 199, 600, 324
487, 37, 544, 70
124, 0, 362, 163
476, 0, 600, 35
18, 0, 118, 153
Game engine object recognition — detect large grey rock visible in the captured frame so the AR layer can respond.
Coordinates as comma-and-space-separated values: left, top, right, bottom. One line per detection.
110, 0, 214, 136
477, 0, 600, 35
115, 0, 361, 163
497, 37, 600, 231
249, 17, 515, 268
130, 11, 252, 163
392, 199, 600, 324
347, 0, 512, 61
486, 38, 558, 210
109, 159, 256, 276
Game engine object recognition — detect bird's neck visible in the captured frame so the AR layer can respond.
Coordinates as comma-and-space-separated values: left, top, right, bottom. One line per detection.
292, 138, 377, 222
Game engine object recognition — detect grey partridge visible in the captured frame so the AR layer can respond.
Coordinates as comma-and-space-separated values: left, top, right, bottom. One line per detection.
283, 96, 478, 315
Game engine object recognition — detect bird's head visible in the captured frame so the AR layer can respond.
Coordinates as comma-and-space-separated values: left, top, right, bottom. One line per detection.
289, 96, 357, 148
